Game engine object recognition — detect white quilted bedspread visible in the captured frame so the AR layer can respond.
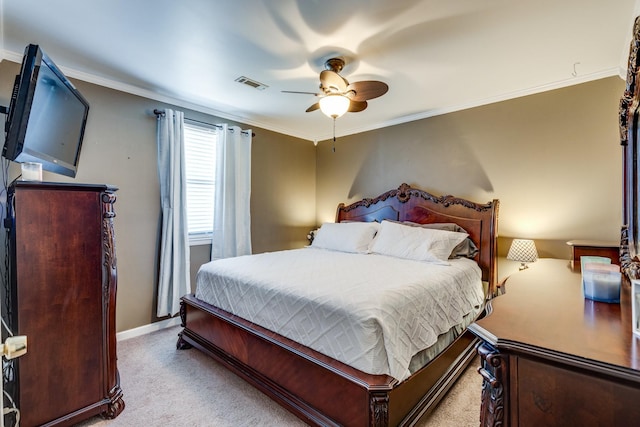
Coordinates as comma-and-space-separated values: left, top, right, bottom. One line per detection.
195, 248, 484, 381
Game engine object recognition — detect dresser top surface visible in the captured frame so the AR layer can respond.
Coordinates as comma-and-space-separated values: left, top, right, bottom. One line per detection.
10, 180, 117, 192
472, 258, 640, 372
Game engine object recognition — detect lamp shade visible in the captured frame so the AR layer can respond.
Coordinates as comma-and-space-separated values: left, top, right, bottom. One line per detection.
319, 94, 350, 118
507, 239, 538, 263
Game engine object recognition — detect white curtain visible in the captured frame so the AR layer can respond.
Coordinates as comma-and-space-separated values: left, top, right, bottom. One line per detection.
211, 124, 252, 260
156, 109, 190, 317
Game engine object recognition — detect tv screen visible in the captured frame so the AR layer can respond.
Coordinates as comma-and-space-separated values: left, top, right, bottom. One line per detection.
2, 44, 89, 178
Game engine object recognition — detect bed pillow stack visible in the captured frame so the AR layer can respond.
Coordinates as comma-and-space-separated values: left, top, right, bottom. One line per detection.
400, 221, 478, 259
369, 220, 469, 264
310, 220, 473, 264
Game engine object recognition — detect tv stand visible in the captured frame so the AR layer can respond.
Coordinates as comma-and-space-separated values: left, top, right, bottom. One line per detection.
3, 181, 124, 426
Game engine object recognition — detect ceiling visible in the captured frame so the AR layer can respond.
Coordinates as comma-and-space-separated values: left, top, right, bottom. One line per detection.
1, 0, 638, 142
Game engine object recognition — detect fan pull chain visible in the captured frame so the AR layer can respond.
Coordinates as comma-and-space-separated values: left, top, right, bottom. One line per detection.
332, 118, 336, 153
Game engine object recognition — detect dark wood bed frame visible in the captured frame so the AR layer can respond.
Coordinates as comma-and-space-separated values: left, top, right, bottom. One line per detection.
177, 183, 499, 426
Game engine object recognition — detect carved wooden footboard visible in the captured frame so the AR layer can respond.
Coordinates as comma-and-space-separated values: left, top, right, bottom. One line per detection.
178, 295, 480, 426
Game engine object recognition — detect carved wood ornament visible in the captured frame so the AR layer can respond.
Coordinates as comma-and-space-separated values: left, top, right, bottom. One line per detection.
339, 182, 495, 213
101, 189, 125, 418
477, 343, 506, 427
370, 393, 389, 426
621, 16, 640, 280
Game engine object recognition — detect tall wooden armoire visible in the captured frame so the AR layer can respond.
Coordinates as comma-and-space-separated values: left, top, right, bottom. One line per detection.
2, 181, 124, 426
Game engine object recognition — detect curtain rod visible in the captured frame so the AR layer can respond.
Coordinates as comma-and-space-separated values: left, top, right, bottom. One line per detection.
153, 109, 255, 137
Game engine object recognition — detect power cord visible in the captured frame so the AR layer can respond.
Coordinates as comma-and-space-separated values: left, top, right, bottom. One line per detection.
0, 137, 19, 426
3, 389, 20, 426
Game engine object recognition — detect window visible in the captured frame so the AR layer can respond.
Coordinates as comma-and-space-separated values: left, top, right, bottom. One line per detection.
183, 120, 218, 245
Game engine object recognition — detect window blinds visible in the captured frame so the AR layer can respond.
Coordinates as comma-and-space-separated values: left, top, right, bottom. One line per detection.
183, 121, 217, 242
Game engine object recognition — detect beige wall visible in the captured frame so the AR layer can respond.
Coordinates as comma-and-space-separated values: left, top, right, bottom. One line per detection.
316, 77, 624, 260
0, 60, 316, 332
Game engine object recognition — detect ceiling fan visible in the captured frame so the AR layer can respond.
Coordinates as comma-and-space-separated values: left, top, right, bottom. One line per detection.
283, 58, 389, 119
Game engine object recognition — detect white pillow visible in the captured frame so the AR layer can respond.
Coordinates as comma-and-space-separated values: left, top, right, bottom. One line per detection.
369, 220, 469, 264
311, 222, 380, 254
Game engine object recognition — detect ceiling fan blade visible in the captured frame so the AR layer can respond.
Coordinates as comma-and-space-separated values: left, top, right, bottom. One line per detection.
305, 102, 320, 113
348, 100, 368, 113
282, 90, 320, 96
320, 70, 347, 93
346, 81, 389, 101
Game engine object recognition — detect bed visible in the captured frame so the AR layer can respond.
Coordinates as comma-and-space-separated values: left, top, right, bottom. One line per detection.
177, 183, 499, 426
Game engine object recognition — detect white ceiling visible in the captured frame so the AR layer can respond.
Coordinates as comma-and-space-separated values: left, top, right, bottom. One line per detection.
1, 0, 638, 142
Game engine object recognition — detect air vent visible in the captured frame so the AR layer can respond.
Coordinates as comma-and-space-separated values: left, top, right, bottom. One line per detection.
235, 76, 268, 91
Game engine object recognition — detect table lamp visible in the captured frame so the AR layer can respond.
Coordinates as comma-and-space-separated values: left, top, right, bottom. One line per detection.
507, 238, 538, 270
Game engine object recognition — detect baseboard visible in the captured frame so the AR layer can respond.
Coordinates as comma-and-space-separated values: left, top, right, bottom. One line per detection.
116, 316, 181, 341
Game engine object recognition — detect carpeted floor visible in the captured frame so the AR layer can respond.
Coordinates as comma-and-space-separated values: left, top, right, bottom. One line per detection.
76, 326, 481, 426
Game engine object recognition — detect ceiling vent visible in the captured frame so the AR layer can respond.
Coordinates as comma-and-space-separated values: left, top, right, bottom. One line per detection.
235, 76, 268, 91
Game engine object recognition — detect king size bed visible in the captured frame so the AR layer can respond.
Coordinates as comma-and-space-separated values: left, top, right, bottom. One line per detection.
178, 183, 499, 426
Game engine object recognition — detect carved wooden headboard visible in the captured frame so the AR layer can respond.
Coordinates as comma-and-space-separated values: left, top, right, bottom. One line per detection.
335, 183, 500, 296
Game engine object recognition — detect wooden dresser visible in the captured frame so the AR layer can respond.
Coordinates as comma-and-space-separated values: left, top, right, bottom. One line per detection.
566, 239, 620, 265
469, 258, 640, 426
3, 182, 124, 426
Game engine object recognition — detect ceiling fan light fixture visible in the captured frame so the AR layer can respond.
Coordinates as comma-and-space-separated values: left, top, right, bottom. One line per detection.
319, 94, 350, 119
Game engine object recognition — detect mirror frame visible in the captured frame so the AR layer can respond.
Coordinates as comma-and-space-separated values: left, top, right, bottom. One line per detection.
621, 16, 640, 280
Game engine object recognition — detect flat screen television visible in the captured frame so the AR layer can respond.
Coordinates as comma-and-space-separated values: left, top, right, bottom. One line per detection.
2, 44, 89, 178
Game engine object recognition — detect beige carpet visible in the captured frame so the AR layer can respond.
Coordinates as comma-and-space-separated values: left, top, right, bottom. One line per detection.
76, 326, 481, 426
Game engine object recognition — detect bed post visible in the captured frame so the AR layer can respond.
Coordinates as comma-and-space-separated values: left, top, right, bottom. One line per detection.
176, 300, 192, 350
370, 393, 389, 426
